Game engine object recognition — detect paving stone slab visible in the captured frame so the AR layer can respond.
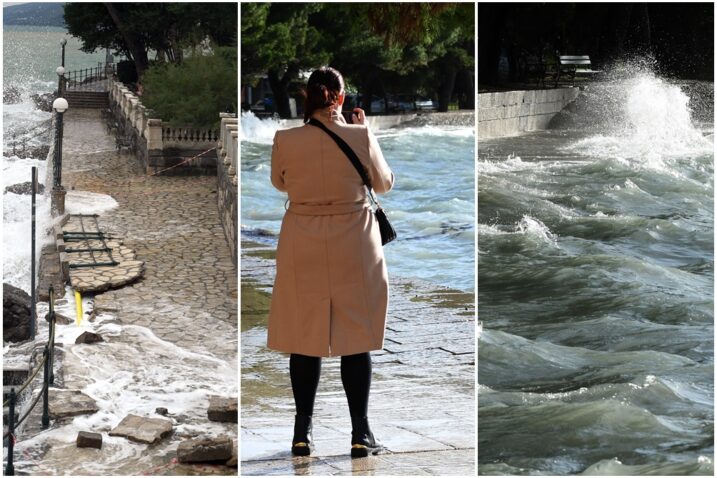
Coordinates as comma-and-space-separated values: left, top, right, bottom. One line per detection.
207, 396, 238, 423
109, 414, 173, 444
49, 389, 99, 419
76, 431, 102, 449
177, 436, 233, 463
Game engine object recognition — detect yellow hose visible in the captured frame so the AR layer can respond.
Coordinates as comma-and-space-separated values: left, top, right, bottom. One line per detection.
74, 290, 83, 326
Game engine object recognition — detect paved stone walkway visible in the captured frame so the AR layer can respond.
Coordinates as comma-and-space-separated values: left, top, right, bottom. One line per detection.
241, 240, 475, 476
62, 109, 237, 358
10, 109, 237, 475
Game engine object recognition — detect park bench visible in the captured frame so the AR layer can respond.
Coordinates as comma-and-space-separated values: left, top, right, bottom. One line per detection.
556, 55, 601, 87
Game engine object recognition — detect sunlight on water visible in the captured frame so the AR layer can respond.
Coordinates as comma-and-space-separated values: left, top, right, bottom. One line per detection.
241, 112, 475, 291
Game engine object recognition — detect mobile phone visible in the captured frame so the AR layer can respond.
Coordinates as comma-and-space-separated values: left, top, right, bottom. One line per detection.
341, 111, 354, 124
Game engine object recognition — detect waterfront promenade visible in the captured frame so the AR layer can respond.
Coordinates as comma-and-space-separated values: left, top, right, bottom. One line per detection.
241, 241, 476, 475
13, 108, 237, 475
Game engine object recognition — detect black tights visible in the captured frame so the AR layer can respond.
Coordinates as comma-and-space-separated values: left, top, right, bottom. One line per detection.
290, 352, 372, 417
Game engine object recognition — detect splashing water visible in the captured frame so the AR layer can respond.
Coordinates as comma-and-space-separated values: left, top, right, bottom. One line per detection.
562, 70, 712, 165
479, 66, 713, 474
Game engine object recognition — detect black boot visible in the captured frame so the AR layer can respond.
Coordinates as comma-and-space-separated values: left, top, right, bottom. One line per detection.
291, 414, 313, 456
350, 416, 384, 458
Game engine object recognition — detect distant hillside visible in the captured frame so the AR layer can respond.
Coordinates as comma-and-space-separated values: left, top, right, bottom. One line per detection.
3, 3, 66, 27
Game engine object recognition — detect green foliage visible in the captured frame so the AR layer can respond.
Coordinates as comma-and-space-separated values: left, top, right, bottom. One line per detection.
64, 3, 237, 61
141, 46, 237, 128
241, 2, 475, 115
241, 3, 329, 85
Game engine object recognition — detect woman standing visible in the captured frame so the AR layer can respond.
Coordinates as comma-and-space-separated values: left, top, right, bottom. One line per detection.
268, 67, 394, 458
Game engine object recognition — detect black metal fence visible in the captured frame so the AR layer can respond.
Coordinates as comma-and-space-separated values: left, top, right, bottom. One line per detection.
3, 288, 57, 475
64, 62, 116, 91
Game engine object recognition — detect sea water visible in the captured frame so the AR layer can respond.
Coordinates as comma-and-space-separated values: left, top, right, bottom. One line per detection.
478, 72, 714, 474
240, 112, 476, 292
3, 26, 105, 292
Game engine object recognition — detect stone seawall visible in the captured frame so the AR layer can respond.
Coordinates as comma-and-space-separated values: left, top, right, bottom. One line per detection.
478, 88, 579, 138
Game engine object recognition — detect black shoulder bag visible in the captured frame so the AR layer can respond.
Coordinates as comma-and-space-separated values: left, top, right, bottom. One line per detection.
307, 118, 397, 246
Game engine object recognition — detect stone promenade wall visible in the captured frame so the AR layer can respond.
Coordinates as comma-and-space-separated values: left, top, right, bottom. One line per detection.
108, 80, 219, 175
216, 114, 238, 266
478, 88, 579, 138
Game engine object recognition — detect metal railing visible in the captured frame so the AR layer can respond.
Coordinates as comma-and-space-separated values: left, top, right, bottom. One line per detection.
4, 287, 57, 476
6, 122, 52, 157
64, 62, 116, 91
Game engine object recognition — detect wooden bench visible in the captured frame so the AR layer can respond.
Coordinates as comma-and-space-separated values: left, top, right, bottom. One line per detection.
556, 55, 600, 87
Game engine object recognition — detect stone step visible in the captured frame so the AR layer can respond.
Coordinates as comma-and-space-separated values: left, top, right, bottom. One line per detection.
64, 91, 110, 109
3, 364, 31, 387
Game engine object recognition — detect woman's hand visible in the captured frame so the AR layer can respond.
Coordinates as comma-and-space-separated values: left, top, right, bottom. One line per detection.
352, 108, 366, 125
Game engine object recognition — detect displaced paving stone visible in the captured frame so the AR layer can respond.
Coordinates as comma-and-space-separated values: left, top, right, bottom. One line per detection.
177, 436, 233, 463
77, 431, 102, 449
45, 311, 72, 325
207, 396, 237, 423
49, 390, 99, 419
75, 331, 104, 344
226, 439, 237, 467
109, 414, 173, 444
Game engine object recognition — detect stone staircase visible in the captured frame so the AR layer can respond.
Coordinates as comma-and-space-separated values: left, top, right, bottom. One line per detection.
64, 91, 109, 109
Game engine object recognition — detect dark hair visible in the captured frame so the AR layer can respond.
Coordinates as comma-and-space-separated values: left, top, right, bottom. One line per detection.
303, 67, 344, 123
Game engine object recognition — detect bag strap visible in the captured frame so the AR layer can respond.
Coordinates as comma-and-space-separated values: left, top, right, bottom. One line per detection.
307, 118, 381, 207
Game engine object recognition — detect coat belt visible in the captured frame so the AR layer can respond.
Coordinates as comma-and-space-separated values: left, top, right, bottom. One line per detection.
288, 202, 369, 216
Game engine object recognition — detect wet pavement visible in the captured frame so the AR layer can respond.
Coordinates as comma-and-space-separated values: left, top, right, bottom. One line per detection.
241, 241, 476, 476
11, 108, 237, 475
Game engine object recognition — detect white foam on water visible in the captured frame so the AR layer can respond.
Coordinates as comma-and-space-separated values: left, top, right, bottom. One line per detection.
517, 215, 557, 244
3, 170, 53, 292
376, 125, 475, 139
15, 296, 237, 475
240, 111, 283, 144
64, 190, 119, 215
565, 72, 712, 167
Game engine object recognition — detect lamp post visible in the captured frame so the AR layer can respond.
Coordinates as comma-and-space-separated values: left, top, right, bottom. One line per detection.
56, 65, 65, 97
60, 38, 66, 67
59, 39, 67, 95
51, 97, 69, 217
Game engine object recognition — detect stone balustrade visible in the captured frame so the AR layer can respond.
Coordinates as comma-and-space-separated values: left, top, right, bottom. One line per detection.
217, 113, 238, 265
108, 79, 223, 175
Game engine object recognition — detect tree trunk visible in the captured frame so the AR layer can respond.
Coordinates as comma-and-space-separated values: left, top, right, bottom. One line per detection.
104, 3, 149, 79
267, 65, 296, 119
437, 59, 458, 112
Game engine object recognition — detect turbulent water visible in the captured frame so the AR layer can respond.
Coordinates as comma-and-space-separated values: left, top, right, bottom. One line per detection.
240, 112, 475, 292
478, 73, 714, 474
3, 26, 105, 292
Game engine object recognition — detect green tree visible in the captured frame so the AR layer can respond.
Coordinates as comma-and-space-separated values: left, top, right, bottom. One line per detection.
241, 2, 475, 117
241, 3, 329, 118
141, 46, 237, 128
64, 2, 237, 78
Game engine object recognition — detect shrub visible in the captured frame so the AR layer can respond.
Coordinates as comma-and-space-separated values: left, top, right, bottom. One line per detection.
141, 46, 237, 128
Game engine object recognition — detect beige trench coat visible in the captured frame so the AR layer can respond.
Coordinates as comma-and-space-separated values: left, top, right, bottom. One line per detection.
267, 109, 395, 357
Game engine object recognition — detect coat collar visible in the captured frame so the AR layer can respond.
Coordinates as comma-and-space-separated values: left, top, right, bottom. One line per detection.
311, 108, 346, 124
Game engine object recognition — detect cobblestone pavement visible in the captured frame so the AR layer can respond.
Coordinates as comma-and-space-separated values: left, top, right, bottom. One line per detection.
9, 108, 238, 475
62, 109, 237, 359
241, 240, 476, 476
